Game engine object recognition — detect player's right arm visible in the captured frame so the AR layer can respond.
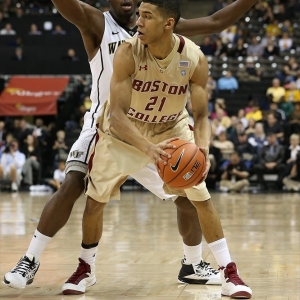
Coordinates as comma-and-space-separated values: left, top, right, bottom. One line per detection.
109, 43, 176, 167
51, 0, 104, 60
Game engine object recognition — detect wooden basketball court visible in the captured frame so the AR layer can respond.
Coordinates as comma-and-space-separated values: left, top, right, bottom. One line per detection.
0, 190, 299, 299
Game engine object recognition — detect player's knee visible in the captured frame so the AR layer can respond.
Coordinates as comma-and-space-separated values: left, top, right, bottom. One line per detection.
175, 196, 196, 213
85, 197, 106, 216
59, 171, 85, 196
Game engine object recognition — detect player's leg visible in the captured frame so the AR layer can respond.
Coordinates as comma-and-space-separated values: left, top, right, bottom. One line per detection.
131, 164, 221, 285
186, 185, 252, 299
62, 197, 106, 295
3, 126, 96, 289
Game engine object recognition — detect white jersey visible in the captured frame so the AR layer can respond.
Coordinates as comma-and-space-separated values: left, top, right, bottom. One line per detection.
87, 11, 137, 129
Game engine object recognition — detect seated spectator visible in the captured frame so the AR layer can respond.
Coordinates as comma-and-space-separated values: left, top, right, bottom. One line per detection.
245, 118, 256, 136
52, 130, 69, 163
237, 109, 248, 129
269, 101, 286, 122
248, 122, 267, 156
266, 19, 281, 37
52, 25, 67, 35
214, 37, 228, 58
247, 36, 263, 57
245, 99, 254, 114
219, 25, 236, 44
253, 132, 285, 190
217, 71, 238, 92
279, 97, 294, 119
235, 132, 256, 167
0, 23, 16, 35
266, 78, 286, 103
230, 37, 247, 58
281, 20, 294, 36
219, 152, 250, 193
32, 118, 48, 147
11, 47, 24, 61
206, 75, 217, 102
0, 139, 26, 192
280, 58, 299, 83
28, 23, 42, 35
285, 82, 300, 103
22, 135, 41, 188
48, 160, 66, 191
229, 121, 245, 145
62, 48, 80, 61
283, 152, 300, 192
283, 133, 300, 177
289, 102, 300, 134
263, 38, 279, 58
278, 32, 293, 53
212, 131, 235, 162
254, 0, 270, 17
210, 99, 228, 120
15, 118, 33, 152
264, 112, 284, 142
200, 36, 214, 56
237, 56, 262, 81
274, 3, 288, 22
245, 102, 263, 122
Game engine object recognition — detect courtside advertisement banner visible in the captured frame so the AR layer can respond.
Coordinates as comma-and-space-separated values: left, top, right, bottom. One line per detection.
0, 76, 69, 116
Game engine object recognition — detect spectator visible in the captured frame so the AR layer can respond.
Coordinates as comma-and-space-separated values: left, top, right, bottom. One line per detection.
0, 139, 26, 192
266, 78, 286, 103
210, 99, 228, 120
281, 58, 299, 83
206, 75, 217, 102
83, 95, 92, 111
48, 160, 66, 191
285, 82, 300, 102
52, 130, 68, 163
279, 97, 294, 119
32, 118, 48, 147
22, 134, 41, 188
235, 132, 256, 166
274, 3, 288, 21
200, 36, 214, 56
230, 37, 247, 57
263, 38, 279, 58
245, 118, 256, 136
29, 23, 42, 35
212, 131, 235, 162
264, 112, 284, 142
248, 122, 267, 156
296, 71, 300, 90
219, 25, 236, 44
217, 71, 238, 91
62, 48, 80, 61
245, 102, 263, 122
0, 23, 16, 35
284, 133, 300, 176
52, 25, 66, 35
219, 152, 250, 193
15, 118, 33, 152
214, 37, 228, 58
237, 109, 248, 129
268, 101, 286, 122
281, 20, 294, 36
253, 132, 285, 190
0, 121, 6, 149
278, 32, 293, 53
11, 47, 24, 61
266, 19, 281, 37
289, 102, 300, 134
237, 56, 262, 81
247, 36, 263, 57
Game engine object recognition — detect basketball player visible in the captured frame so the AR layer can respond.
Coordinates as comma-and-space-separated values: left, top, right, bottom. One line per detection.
3, 0, 257, 294
78, 1, 252, 298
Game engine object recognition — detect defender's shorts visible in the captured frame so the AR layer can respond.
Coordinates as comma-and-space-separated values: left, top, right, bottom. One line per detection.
85, 103, 211, 203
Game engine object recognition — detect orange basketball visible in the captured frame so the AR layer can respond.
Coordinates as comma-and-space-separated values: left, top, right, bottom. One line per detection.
158, 139, 206, 189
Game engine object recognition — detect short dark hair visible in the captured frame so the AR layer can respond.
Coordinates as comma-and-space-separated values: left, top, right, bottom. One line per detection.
142, 0, 181, 26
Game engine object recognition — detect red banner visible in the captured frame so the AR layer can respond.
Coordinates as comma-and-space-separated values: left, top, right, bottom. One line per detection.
0, 76, 70, 116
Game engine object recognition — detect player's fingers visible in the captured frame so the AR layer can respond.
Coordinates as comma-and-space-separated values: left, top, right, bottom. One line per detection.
164, 137, 179, 145
159, 149, 171, 159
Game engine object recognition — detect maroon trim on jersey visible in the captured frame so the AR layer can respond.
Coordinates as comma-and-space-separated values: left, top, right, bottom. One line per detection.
177, 35, 185, 54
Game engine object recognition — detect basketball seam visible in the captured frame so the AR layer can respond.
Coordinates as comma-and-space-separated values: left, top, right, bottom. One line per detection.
161, 142, 192, 182
166, 144, 198, 185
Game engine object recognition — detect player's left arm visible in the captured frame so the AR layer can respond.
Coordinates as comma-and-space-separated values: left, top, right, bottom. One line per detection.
189, 51, 211, 179
175, 0, 257, 37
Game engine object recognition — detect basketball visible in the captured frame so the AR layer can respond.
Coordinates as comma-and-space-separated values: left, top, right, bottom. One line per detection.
158, 139, 206, 189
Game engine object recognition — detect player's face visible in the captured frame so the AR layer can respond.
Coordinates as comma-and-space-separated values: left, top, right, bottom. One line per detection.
109, 0, 138, 20
136, 2, 167, 44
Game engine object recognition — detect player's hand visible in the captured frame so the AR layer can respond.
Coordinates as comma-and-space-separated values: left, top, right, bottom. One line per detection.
197, 147, 210, 185
146, 137, 179, 171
